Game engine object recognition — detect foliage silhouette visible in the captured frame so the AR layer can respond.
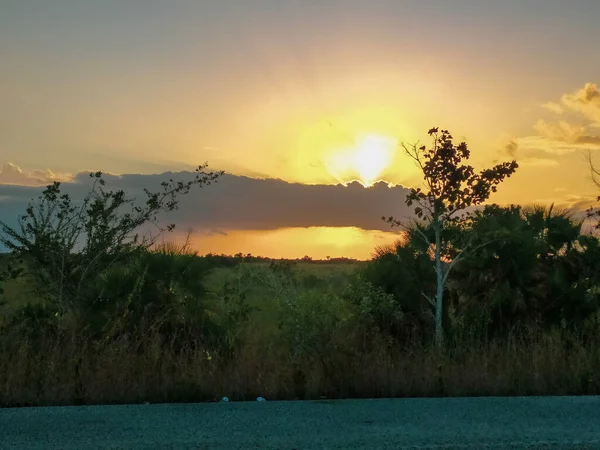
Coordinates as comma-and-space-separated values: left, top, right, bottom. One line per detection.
449, 204, 600, 341
384, 127, 518, 347
0, 164, 223, 313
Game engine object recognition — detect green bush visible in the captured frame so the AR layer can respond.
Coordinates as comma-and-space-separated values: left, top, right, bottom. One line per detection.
83, 244, 220, 347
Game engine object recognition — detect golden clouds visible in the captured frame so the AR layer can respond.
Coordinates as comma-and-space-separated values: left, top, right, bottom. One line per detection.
515, 82, 600, 156
539, 83, 600, 125
561, 82, 600, 124
533, 120, 587, 144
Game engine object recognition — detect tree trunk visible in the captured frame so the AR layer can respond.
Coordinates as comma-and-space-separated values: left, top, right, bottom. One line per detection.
434, 221, 444, 349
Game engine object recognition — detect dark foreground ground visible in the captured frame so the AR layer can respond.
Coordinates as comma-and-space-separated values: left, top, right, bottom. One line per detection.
1, 396, 600, 449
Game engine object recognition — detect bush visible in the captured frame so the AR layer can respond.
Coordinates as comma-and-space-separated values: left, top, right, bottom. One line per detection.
353, 240, 437, 346
0, 166, 224, 346
81, 241, 223, 349
0, 166, 222, 313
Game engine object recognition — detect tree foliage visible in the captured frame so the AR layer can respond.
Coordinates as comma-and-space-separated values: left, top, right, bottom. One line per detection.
365, 202, 600, 346
384, 127, 518, 347
400, 128, 518, 221
448, 204, 600, 341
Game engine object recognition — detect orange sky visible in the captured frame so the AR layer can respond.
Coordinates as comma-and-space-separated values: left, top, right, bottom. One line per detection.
2, 1, 600, 258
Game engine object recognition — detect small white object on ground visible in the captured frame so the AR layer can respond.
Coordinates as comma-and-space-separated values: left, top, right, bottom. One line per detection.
256, 396, 266, 402
221, 397, 229, 402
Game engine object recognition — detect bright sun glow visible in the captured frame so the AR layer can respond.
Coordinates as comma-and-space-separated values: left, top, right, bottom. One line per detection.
325, 133, 397, 186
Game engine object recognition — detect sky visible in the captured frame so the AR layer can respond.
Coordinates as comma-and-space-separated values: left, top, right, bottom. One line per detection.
1, 0, 600, 259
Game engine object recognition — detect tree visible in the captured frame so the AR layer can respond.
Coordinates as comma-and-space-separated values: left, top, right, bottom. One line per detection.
446, 204, 594, 340
0, 164, 223, 313
383, 128, 518, 348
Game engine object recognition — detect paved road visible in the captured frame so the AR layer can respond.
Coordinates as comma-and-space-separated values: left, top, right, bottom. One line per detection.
2, 396, 600, 449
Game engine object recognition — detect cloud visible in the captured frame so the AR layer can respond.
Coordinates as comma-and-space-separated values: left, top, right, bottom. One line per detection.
542, 102, 564, 114
196, 229, 229, 236
518, 158, 559, 168
553, 194, 600, 218
0, 162, 68, 186
0, 171, 414, 234
515, 82, 600, 156
504, 140, 518, 158
498, 139, 558, 166
561, 82, 600, 125
575, 135, 600, 145
533, 119, 586, 143
516, 135, 598, 155
2, 168, 597, 255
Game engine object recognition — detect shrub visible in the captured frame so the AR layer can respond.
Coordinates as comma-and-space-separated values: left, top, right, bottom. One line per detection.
0, 165, 222, 313
0, 166, 223, 345
354, 240, 437, 346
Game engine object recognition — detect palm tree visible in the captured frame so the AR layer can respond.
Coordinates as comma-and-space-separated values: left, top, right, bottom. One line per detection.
447, 203, 599, 340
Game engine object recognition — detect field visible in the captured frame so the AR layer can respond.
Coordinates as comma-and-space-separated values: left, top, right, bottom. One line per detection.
2, 253, 600, 408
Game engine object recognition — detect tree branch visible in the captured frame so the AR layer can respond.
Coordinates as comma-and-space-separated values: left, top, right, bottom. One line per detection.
441, 238, 497, 288
422, 292, 436, 308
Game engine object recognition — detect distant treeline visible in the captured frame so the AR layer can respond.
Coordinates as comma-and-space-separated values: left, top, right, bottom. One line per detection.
199, 253, 362, 265
0, 250, 362, 266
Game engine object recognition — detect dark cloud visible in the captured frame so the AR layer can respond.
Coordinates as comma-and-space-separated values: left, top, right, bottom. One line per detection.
504, 140, 518, 158
3, 169, 599, 254
575, 135, 600, 145
0, 171, 414, 235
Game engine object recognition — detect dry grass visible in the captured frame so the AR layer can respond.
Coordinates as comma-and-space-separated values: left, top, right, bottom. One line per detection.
2, 330, 599, 408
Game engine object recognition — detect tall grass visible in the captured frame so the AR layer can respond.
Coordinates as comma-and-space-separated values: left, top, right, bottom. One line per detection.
1, 328, 599, 407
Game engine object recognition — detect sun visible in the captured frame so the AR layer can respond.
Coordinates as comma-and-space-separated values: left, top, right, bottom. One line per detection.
352, 134, 397, 186
325, 133, 397, 186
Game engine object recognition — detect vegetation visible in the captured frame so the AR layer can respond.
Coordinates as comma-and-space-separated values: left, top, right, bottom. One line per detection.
1, 128, 600, 407
384, 127, 518, 347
